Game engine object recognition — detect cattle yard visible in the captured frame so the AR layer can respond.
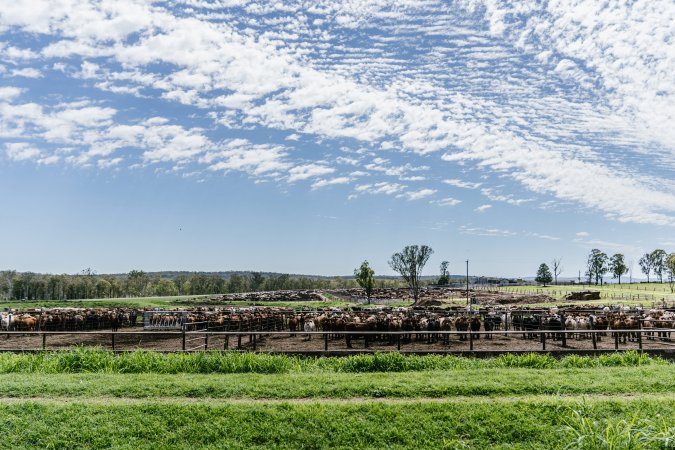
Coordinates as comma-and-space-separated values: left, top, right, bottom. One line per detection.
2, 286, 675, 448
1, 303, 674, 356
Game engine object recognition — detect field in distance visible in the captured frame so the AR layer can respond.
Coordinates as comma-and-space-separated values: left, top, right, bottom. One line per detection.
3, 282, 675, 310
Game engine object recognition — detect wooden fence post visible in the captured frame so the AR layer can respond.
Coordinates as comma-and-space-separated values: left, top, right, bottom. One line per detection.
324, 333, 328, 351
469, 327, 473, 351
182, 328, 186, 351
541, 330, 546, 351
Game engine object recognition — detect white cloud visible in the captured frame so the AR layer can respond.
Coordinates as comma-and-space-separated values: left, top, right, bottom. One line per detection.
474, 204, 492, 213
97, 157, 122, 168
354, 182, 405, 196
5, 142, 40, 160
481, 188, 532, 206
1, 0, 675, 227
0, 86, 22, 101
311, 176, 351, 189
10, 67, 42, 78
205, 141, 292, 177
443, 178, 482, 189
399, 188, 436, 201
288, 163, 335, 182
524, 232, 560, 241
434, 197, 462, 207
459, 225, 516, 237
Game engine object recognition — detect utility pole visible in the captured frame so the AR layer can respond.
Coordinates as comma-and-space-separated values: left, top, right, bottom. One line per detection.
466, 260, 469, 307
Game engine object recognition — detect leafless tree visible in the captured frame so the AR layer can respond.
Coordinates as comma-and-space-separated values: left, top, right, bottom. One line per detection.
551, 258, 563, 285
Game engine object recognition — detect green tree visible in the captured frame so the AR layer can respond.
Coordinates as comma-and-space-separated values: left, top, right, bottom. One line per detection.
227, 274, 245, 293
250, 272, 265, 291
650, 249, 667, 283
354, 260, 375, 304
126, 270, 148, 297
587, 249, 609, 285
95, 279, 112, 298
155, 279, 179, 297
388, 245, 433, 305
437, 261, 450, 285
639, 253, 653, 283
665, 253, 675, 294
608, 253, 629, 284
535, 263, 553, 286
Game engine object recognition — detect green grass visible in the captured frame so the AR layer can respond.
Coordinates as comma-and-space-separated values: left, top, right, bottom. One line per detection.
495, 282, 675, 305
0, 364, 673, 399
0, 295, 210, 309
560, 398, 675, 449
0, 350, 673, 448
0, 397, 672, 449
0, 349, 665, 374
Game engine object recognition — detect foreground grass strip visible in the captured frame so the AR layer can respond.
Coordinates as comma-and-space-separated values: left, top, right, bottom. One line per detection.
0, 398, 673, 449
0, 349, 667, 374
0, 365, 673, 399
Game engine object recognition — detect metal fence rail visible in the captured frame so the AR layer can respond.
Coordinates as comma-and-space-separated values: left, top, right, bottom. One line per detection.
0, 328, 673, 354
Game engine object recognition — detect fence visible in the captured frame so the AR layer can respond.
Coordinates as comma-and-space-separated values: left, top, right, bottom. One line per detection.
0, 328, 673, 355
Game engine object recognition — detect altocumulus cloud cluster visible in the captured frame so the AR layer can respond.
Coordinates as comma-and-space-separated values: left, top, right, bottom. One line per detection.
1, 0, 675, 229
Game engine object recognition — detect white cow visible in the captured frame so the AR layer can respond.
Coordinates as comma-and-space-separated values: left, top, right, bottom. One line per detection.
303, 319, 316, 340
1, 313, 12, 331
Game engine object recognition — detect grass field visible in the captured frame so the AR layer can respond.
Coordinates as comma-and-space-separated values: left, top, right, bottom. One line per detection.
0, 294, 404, 310
0, 350, 673, 449
3, 282, 674, 312
0, 294, 212, 309
494, 282, 675, 306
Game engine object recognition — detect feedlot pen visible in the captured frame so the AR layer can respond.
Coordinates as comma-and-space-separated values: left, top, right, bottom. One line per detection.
1, 329, 674, 357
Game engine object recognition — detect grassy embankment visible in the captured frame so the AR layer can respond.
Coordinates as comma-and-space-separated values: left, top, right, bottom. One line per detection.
0, 350, 673, 448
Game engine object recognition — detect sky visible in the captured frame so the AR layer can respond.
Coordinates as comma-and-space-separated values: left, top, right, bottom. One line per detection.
0, 0, 674, 279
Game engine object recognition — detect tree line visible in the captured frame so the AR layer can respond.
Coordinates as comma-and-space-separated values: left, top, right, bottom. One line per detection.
0, 269, 405, 301
535, 248, 675, 292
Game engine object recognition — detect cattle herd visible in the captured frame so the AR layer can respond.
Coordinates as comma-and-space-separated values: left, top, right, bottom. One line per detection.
1, 305, 674, 351
1, 308, 139, 332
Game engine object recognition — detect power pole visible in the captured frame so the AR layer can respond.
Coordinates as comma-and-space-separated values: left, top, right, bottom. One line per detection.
466, 260, 469, 307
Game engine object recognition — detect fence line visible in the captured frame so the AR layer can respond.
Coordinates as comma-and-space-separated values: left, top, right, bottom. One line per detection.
0, 328, 673, 353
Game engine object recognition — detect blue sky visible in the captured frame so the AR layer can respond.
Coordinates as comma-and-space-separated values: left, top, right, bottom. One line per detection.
1, 1, 674, 278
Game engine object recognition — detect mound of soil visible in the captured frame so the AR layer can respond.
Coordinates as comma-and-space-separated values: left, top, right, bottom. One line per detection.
181, 290, 328, 305
565, 291, 601, 301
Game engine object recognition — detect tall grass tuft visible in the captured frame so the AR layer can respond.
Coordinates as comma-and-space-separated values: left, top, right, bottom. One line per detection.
561, 399, 675, 449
